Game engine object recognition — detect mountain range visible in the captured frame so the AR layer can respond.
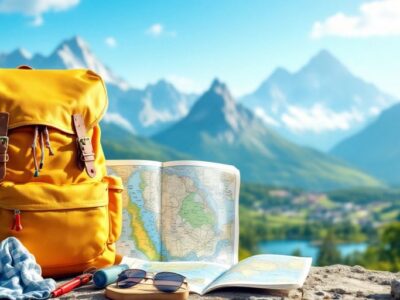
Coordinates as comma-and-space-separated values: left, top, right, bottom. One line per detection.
154, 79, 382, 190
332, 103, 400, 185
241, 50, 398, 150
107, 79, 197, 135
0, 37, 127, 89
0, 36, 196, 136
1, 36, 397, 189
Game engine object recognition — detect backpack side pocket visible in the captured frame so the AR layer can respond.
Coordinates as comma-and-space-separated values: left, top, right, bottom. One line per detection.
104, 176, 123, 244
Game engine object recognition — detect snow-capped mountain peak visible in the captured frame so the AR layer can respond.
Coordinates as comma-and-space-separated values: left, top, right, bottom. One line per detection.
186, 79, 255, 135
0, 48, 32, 67
0, 36, 129, 90
241, 49, 399, 150
11, 48, 32, 60
145, 79, 174, 91
0, 37, 195, 137
209, 78, 234, 103
269, 67, 291, 81
50, 36, 129, 90
301, 49, 349, 76
55, 36, 91, 67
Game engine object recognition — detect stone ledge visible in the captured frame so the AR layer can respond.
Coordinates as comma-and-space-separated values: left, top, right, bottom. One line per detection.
59, 265, 400, 299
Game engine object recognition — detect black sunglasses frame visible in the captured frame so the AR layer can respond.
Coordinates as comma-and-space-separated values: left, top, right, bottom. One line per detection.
117, 269, 187, 293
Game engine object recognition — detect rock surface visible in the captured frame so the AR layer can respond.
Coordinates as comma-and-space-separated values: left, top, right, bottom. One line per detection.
59, 265, 400, 299
392, 279, 400, 300
298, 265, 398, 300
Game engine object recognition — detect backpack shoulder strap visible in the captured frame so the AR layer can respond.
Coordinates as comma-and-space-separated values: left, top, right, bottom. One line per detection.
73, 114, 96, 178
0, 112, 10, 181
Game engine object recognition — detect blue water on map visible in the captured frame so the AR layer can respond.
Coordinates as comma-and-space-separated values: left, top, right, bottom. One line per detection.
128, 167, 161, 257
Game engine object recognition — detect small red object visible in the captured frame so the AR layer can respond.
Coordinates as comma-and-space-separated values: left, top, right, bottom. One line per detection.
51, 273, 93, 298
12, 209, 23, 232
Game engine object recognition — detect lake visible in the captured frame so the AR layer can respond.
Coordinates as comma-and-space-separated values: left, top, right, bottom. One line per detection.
259, 240, 367, 263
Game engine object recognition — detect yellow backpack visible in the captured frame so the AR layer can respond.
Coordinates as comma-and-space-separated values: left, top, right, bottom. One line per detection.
0, 67, 123, 277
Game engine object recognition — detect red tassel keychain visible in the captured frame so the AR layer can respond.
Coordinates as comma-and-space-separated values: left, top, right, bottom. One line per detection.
11, 209, 23, 232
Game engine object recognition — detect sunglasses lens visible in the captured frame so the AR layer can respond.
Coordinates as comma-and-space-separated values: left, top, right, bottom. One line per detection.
117, 269, 146, 289
153, 272, 185, 293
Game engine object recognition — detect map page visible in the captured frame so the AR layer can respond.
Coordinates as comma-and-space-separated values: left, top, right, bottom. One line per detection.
121, 257, 230, 295
107, 160, 240, 266
121, 254, 312, 295
204, 254, 312, 293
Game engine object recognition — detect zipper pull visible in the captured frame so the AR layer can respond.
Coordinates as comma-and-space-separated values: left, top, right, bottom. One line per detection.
11, 209, 23, 232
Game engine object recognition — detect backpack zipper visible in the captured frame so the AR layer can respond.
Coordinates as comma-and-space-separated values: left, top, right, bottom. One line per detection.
9, 205, 106, 233
11, 209, 23, 232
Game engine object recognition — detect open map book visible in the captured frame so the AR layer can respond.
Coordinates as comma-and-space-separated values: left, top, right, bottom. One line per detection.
121, 255, 312, 295
107, 160, 311, 294
107, 160, 240, 265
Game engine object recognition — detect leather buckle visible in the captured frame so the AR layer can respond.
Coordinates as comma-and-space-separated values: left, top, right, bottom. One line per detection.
76, 137, 94, 162
0, 136, 8, 147
77, 137, 91, 147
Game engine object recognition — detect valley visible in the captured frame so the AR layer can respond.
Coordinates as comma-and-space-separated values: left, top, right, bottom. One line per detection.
1, 36, 399, 270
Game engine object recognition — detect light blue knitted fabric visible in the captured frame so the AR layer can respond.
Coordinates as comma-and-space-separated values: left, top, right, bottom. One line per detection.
0, 237, 56, 300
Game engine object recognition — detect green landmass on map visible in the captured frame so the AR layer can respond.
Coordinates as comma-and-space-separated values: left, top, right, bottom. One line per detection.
179, 192, 216, 228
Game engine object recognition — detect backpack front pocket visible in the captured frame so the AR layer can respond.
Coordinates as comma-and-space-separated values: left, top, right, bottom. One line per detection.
0, 181, 110, 271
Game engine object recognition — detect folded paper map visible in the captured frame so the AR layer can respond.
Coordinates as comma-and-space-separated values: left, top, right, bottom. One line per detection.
107, 160, 240, 266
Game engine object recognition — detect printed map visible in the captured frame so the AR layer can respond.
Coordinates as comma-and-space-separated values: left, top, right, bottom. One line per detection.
121, 254, 312, 295
208, 254, 312, 289
107, 160, 239, 266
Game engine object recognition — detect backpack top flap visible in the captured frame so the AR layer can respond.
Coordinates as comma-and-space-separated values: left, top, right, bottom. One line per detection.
0, 68, 108, 134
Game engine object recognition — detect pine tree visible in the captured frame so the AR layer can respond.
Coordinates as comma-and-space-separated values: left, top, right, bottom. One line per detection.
317, 230, 342, 266
291, 248, 302, 257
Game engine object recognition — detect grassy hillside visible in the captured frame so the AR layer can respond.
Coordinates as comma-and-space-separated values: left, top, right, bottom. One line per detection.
101, 122, 190, 161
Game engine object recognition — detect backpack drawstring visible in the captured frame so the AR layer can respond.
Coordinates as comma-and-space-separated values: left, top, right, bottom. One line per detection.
39, 128, 44, 170
43, 126, 54, 156
31, 126, 54, 177
31, 126, 39, 177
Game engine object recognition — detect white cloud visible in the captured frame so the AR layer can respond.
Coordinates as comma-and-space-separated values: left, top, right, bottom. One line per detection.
105, 37, 117, 48
31, 15, 43, 26
254, 107, 280, 127
369, 106, 381, 116
281, 104, 364, 133
0, 0, 79, 26
103, 113, 135, 134
311, 0, 400, 38
147, 23, 163, 36
146, 23, 176, 38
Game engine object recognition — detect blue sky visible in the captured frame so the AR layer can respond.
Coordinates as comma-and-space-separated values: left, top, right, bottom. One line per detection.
0, 0, 399, 97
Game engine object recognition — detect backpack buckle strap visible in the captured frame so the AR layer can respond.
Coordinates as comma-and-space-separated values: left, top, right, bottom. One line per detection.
0, 136, 8, 145
0, 113, 10, 181
72, 114, 96, 178
77, 137, 95, 162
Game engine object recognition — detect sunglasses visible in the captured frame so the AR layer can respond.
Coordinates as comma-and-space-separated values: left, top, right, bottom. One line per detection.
117, 269, 187, 293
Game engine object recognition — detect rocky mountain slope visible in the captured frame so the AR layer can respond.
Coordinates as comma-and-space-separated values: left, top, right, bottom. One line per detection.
154, 79, 383, 190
